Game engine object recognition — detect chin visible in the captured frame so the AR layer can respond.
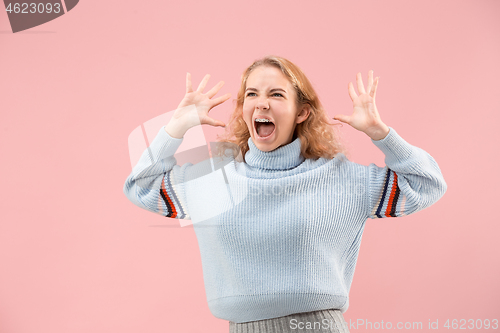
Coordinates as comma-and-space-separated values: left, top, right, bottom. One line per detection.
254, 139, 280, 152
260, 145, 276, 152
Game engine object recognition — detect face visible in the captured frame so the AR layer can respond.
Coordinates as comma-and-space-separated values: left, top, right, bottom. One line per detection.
242, 66, 310, 152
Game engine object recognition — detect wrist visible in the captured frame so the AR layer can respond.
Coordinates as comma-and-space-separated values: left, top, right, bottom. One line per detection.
366, 123, 390, 141
165, 120, 188, 139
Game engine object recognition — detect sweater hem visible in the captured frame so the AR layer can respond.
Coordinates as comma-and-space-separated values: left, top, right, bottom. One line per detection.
208, 292, 348, 323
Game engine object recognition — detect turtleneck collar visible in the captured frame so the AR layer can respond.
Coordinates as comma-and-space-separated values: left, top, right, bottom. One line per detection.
244, 136, 305, 171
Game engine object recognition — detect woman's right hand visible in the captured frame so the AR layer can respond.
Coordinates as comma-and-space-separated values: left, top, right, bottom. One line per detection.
169, 73, 231, 134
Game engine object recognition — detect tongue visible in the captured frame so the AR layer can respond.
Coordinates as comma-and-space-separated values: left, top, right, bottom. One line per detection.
258, 123, 275, 137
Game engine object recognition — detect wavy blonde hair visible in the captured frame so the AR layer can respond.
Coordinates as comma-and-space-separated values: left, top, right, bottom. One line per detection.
214, 55, 348, 163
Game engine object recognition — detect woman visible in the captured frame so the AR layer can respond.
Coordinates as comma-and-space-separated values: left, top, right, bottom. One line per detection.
123, 55, 447, 333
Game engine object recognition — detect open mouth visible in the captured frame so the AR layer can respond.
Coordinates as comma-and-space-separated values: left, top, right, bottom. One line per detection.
254, 119, 276, 139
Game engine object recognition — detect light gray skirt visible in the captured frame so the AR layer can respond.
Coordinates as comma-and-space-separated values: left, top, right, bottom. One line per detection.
229, 309, 350, 333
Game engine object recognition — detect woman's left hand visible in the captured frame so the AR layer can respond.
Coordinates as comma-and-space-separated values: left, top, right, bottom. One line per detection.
333, 70, 390, 141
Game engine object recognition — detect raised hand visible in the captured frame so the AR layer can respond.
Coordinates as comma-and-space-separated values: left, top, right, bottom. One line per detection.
166, 73, 232, 138
333, 70, 389, 141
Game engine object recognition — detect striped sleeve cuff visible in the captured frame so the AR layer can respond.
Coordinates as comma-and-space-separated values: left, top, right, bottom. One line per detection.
160, 170, 190, 219
367, 126, 446, 219
368, 167, 407, 219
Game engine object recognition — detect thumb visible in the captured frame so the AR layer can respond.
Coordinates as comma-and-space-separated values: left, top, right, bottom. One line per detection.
205, 117, 226, 127
333, 114, 350, 124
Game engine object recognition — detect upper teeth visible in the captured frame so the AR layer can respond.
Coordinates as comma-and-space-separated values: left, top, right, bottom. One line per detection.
255, 118, 271, 122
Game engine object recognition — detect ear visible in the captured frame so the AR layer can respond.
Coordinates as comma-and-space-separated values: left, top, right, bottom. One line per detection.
296, 103, 311, 124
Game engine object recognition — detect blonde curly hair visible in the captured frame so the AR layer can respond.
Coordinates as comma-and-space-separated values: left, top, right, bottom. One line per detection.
214, 55, 348, 163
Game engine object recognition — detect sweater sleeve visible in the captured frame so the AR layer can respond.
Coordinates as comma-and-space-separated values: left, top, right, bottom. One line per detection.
123, 125, 191, 220
366, 127, 447, 219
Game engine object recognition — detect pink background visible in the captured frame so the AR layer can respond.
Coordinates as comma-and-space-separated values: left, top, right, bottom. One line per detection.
1, 0, 499, 332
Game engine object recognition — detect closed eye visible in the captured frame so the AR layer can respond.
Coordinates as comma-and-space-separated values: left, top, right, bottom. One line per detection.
246, 92, 283, 97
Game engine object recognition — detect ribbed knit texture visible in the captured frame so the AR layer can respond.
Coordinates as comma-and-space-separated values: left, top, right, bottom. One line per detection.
123, 125, 447, 324
229, 309, 350, 332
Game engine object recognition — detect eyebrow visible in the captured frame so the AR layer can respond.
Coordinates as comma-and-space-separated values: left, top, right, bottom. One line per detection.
245, 87, 287, 93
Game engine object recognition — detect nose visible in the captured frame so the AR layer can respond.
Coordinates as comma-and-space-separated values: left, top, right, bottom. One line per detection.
255, 96, 269, 110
